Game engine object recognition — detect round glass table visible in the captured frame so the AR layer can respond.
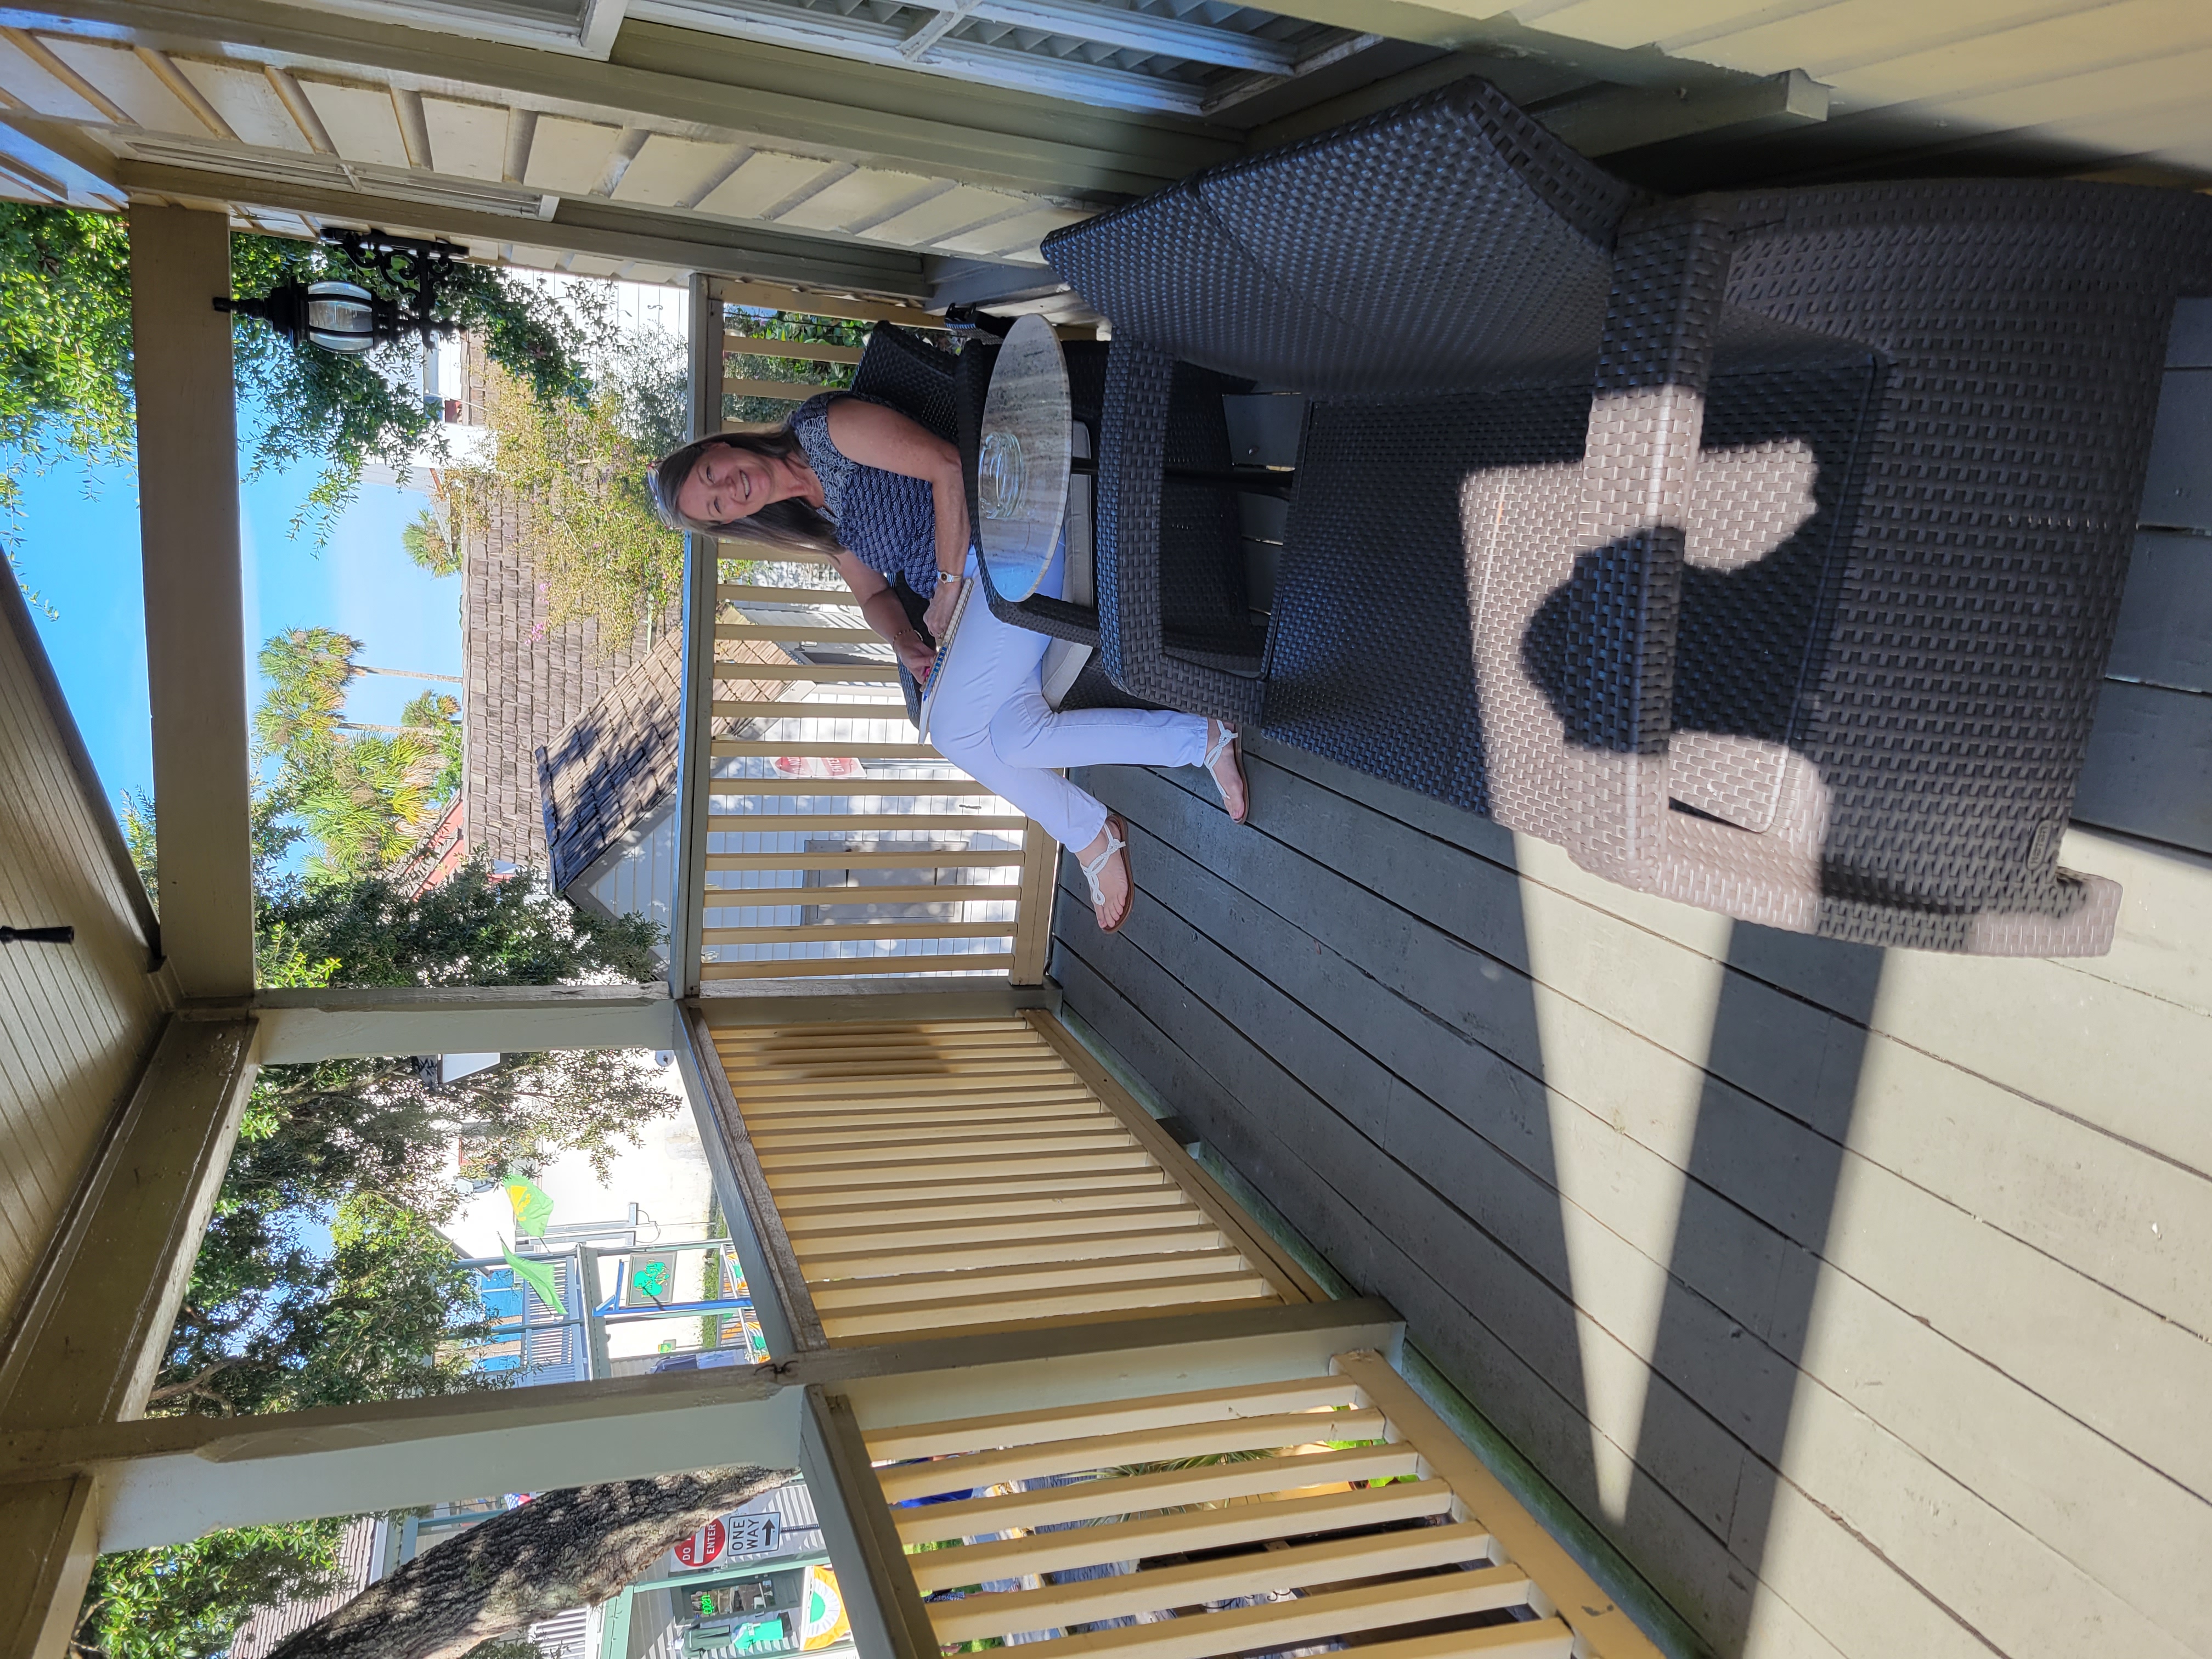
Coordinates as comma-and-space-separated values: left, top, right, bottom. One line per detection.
975, 313, 1073, 603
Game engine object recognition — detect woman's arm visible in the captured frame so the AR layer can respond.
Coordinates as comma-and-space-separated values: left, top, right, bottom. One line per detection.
833, 552, 934, 679
822, 398, 970, 634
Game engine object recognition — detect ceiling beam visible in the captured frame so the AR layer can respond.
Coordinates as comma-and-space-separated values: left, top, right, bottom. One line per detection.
19, 0, 1235, 198
114, 159, 945, 296
129, 204, 255, 998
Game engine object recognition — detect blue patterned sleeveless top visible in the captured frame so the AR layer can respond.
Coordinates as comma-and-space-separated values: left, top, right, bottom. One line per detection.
789, 393, 941, 595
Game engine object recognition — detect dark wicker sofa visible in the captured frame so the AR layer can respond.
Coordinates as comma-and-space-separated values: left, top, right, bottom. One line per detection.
1040, 78, 2212, 955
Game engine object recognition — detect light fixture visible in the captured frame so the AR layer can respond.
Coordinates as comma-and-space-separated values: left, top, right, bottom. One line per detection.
216, 227, 465, 358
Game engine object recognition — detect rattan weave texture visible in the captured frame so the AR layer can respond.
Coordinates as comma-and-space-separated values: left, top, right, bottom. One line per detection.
1041, 84, 2212, 953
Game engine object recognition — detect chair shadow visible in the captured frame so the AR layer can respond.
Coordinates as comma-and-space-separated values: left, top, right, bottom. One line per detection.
1623, 926, 1884, 1657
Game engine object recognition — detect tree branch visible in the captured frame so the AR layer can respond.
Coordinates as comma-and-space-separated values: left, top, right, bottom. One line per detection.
267, 1466, 795, 1659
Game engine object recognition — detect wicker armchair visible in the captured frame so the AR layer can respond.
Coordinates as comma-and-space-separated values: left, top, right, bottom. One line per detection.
1043, 78, 2212, 954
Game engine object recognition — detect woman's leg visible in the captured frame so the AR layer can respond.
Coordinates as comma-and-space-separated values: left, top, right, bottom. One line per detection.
933, 543, 1204, 848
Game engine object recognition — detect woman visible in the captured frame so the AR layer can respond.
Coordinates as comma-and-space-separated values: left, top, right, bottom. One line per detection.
648, 390, 1247, 932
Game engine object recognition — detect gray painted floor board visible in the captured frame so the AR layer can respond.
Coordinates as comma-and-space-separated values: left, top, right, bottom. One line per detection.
1052, 742, 2212, 1659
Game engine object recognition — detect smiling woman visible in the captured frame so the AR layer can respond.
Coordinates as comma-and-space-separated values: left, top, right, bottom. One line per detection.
645, 380, 1251, 935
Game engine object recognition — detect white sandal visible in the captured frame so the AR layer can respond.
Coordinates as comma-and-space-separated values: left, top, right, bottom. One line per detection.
1204, 721, 1249, 825
1080, 814, 1133, 934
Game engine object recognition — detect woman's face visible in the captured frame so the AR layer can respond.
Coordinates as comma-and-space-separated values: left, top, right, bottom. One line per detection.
676, 443, 794, 526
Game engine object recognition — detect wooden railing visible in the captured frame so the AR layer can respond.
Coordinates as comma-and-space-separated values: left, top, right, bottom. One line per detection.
703, 577, 1057, 984
815, 1346, 1664, 1659
689, 279, 1057, 988
702, 1012, 1323, 1346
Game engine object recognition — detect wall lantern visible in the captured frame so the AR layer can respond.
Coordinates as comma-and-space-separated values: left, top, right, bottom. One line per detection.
216, 227, 467, 357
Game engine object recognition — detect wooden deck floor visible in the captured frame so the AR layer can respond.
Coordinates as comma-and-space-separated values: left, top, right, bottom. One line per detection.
1049, 738, 2211, 1659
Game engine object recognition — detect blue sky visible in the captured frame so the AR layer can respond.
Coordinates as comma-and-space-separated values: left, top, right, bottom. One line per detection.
13, 393, 465, 822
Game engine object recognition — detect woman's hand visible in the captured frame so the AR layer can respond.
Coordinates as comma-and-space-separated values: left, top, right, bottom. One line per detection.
896, 630, 936, 680
923, 574, 963, 643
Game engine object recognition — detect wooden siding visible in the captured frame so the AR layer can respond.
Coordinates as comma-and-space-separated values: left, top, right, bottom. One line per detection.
1051, 737, 2212, 1659
0, 590, 164, 1341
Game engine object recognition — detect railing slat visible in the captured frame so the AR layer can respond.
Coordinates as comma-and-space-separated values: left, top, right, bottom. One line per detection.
707, 849, 1015, 869
710, 742, 943, 761
821, 1274, 1276, 1340
752, 1108, 1109, 1148
812, 1248, 1256, 1316
877, 1406, 1387, 1502
715, 621, 878, 640
946, 1566, 1538, 1659
789, 1210, 1205, 1258
704, 813, 1026, 831
864, 1374, 1367, 1460
891, 1442, 1422, 1542
714, 701, 917, 720
710, 662, 900, 682
723, 376, 834, 402
708, 883, 1024, 905
927, 1522, 1506, 1645
718, 584, 861, 605
902, 1480, 1455, 1593
725, 338, 866, 365
703, 920, 1016, 944
758, 1127, 1139, 1169
701, 953, 1016, 980
767, 1147, 1156, 1188
797, 1226, 1225, 1279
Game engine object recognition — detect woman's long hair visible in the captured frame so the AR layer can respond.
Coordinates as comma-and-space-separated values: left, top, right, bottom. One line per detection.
646, 426, 841, 555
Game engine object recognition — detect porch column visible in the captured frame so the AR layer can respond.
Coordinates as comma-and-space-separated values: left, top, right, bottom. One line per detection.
130, 203, 253, 997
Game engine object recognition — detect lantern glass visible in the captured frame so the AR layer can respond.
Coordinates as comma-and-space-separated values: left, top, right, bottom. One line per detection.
304, 280, 377, 354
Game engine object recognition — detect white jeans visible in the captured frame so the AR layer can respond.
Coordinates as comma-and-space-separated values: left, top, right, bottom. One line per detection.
930, 541, 1208, 850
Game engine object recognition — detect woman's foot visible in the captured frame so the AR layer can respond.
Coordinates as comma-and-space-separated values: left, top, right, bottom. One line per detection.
1205, 719, 1249, 825
1078, 814, 1133, 933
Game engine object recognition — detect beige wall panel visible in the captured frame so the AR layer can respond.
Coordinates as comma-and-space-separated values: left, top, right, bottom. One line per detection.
421, 96, 506, 182
42, 37, 199, 134
0, 35, 103, 120
1808, 0, 2212, 107
172, 59, 311, 152
523, 114, 623, 195
1518, 0, 1760, 50
297, 77, 410, 168
1668, 0, 2104, 78
611, 132, 740, 207
567, 252, 627, 278
1917, 46, 2212, 139
775, 167, 937, 234
696, 151, 837, 221
623, 264, 686, 285
502, 242, 567, 269
861, 185, 1029, 246
0, 606, 163, 1338
936, 206, 1090, 261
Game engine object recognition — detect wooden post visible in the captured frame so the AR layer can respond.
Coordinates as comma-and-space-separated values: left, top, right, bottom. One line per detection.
1009, 821, 1060, 986
129, 205, 253, 998
670, 272, 725, 1001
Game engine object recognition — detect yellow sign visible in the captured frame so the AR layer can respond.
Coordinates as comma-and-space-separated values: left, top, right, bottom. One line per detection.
798, 1565, 850, 1650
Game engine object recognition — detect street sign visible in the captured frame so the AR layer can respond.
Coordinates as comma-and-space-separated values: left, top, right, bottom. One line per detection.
675, 1517, 727, 1568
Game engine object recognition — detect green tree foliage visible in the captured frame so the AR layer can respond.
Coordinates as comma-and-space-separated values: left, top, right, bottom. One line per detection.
259, 861, 660, 989
0, 202, 592, 586
253, 627, 461, 881
403, 687, 465, 798
721, 308, 867, 425
151, 1192, 498, 1417
449, 331, 684, 642
401, 504, 461, 576
76, 1519, 350, 1659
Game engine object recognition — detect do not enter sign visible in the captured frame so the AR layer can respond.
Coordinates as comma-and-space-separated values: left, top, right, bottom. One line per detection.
674, 1518, 726, 1568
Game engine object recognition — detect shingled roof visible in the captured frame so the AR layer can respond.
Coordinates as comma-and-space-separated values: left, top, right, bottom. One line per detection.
461, 488, 665, 870
535, 631, 799, 896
